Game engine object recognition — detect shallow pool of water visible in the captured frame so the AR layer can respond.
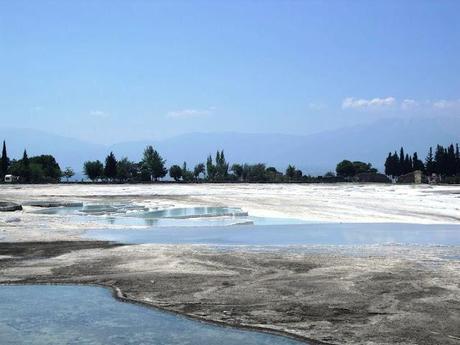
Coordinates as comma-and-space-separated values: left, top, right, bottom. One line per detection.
0, 285, 306, 345
32, 204, 305, 227
85, 223, 460, 246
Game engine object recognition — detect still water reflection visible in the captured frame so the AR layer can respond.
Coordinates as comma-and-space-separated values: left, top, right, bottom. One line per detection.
0, 285, 306, 345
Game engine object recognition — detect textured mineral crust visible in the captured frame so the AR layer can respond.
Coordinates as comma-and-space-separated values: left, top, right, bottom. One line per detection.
1, 241, 459, 345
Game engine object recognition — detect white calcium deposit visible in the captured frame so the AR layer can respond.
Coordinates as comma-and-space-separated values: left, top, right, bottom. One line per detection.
0, 183, 459, 241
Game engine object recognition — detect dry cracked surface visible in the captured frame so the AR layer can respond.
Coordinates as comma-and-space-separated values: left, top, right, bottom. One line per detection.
1, 241, 459, 345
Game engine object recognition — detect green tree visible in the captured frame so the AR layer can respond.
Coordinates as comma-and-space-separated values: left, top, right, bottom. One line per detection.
412, 152, 425, 172
169, 165, 183, 181
447, 144, 456, 176
84, 160, 104, 181
336, 160, 355, 177
116, 158, 136, 182
181, 162, 194, 182
384, 152, 393, 176
390, 151, 400, 176
193, 163, 205, 180
434, 145, 447, 175
20, 150, 31, 182
139, 164, 152, 182
63, 167, 75, 182
399, 147, 405, 175
142, 146, 167, 181
104, 152, 118, 181
425, 147, 435, 175
1, 140, 9, 178
265, 167, 281, 182
231, 163, 243, 181
30, 155, 62, 181
206, 155, 216, 181
215, 150, 229, 180
245, 163, 267, 182
456, 144, 460, 175
7, 153, 61, 183
403, 154, 411, 174
285, 165, 297, 181
352, 161, 373, 175
295, 169, 303, 179
29, 163, 45, 182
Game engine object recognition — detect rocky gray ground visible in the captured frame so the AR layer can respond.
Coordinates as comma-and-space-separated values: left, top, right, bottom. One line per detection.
1, 241, 459, 345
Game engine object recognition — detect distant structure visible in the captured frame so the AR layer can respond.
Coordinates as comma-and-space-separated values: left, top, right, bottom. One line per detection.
397, 170, 424, 184
4, 174, 17, 183
354, 172, 391, 183
427, 173, 441, 184
414, 170, 422, 184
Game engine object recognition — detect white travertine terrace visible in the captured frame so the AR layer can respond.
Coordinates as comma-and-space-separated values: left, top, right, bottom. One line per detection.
1, 183, 459, 241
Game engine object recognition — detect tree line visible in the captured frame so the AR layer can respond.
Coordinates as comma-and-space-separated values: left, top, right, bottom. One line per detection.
2, 138, 459, 184
0, 141, 75, 183
384, 144, 460, 178
83, 146, 315, 183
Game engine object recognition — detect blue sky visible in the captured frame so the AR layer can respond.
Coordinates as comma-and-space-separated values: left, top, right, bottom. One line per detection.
0, 0, 459, 144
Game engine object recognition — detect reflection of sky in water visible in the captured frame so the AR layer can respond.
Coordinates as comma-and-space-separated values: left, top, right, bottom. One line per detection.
31, 204, 305, 227
0, 285, 304, 345
85, 223, 460, 246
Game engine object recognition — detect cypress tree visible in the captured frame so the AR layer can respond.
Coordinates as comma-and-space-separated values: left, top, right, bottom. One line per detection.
214, 150, 228, 180
206, 155, 215, 181
447, 144, 456, 176
456, 144, 460, 174
21, 149, 31, 182
104, 152, 118, 181
425, 147, 434, 175
393, 151, 400, 176
404, 153, 410, 175
1, 140, 8, 177
384, 153, 392, 176
434, 145, 446, 175
399, 147, 405, 175
413, 152, 424, 172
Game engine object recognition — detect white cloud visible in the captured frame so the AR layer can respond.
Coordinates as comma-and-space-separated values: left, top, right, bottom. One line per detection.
401, 99, 420, 110
400, 98, 460, 112
166, 108, 214, 119
341, 96, 460, 113
342, 97, 396, 110
89, 110, 109, 118
432, 99, 460, 110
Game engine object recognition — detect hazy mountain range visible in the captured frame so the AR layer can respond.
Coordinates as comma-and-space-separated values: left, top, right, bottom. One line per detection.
1, 116, 459, 177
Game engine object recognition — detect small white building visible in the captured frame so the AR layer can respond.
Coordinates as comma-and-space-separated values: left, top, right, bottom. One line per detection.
4, 175, 17, 183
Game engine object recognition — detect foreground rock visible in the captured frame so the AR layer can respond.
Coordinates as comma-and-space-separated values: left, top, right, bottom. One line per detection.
0, 202, 22, 212
22, 201, 83, 208
1, 241, 459, 345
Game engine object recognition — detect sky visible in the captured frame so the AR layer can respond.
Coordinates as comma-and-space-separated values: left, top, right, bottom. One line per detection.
0, 0, 459, 145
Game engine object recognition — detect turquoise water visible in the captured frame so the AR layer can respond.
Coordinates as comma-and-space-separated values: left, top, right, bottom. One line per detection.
0, 285, 306, 345
85, 223, 460, 246
36, 203, 460, 247
32, 204, 305, 227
